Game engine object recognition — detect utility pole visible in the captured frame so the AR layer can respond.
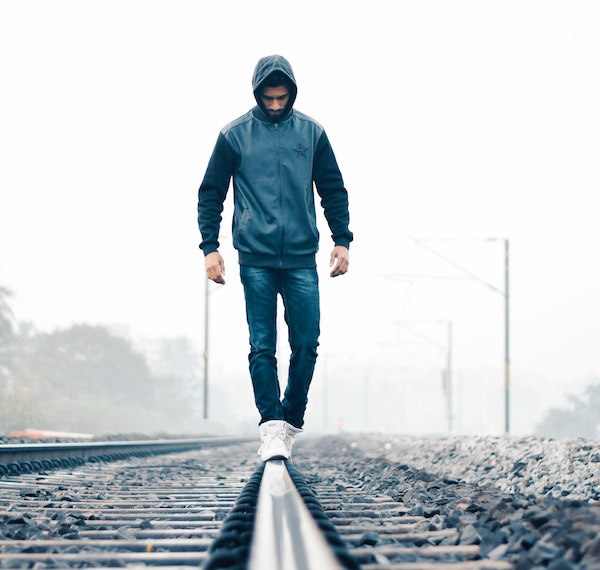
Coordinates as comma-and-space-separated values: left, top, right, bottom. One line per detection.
323, 354, 329, 432
203, 274, 209, 420
402, 236, 511, 433
504, 239, 510, 433
394, 320, 453, 433
445, 321, 453, 433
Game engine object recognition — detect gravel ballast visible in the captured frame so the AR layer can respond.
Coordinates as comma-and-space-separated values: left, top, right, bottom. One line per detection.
360, 434, 600, 502
295, 434, 600, 569
2, 433, 599, 568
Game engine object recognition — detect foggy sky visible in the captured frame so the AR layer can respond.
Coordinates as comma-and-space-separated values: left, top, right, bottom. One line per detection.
1, 1, 599, 435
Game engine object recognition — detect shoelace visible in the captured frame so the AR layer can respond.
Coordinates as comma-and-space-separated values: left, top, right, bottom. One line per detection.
258, 430, 286, 453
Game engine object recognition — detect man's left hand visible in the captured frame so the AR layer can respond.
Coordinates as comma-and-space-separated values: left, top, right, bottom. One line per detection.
329, 246, 349, 277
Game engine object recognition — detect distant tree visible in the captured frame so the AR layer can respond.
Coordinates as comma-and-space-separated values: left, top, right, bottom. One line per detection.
0, 286, 14, 342
0, 286, 16, 390
14, 324, 161, 432
0, 386, 38, 433
144, 337, 203, 430
154, 337, 201, 380
535, 377, 600, 439
19, 324, 155, 401
0, 287, 39, 431
0, 285, 204, 435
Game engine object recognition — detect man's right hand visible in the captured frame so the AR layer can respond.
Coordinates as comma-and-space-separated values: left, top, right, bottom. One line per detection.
205, 251, 226, 285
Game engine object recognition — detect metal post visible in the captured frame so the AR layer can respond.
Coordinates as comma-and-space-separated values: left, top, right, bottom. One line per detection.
203, 274, 209, 420
504, 239, 510, 433
323, 355, 328, 432
363, 374, 369, 432
393, 236, 512, 434
447, 321, 453, 433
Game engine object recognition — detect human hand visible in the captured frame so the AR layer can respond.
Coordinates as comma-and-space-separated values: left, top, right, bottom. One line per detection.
205, 251, 226, 284
329, 246, 349, 277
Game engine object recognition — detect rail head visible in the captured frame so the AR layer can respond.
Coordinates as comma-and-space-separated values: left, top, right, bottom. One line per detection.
0, 436, 255, 467
249, 459, 344, 570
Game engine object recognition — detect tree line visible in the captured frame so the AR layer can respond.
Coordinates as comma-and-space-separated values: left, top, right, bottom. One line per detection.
534, 378, 600, 440
2, 285, 598, 438
0, 286, 202, 435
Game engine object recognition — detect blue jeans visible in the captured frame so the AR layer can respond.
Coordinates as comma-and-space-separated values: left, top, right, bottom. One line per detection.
239, 266, 320, 428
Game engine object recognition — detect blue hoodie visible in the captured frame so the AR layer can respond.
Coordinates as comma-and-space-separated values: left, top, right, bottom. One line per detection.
198, 55, 353, 269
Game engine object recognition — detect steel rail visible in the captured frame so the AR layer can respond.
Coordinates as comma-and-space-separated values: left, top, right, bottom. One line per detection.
0, 436, 254, 471
248, 459, 344, 570
0, 437, 534, 568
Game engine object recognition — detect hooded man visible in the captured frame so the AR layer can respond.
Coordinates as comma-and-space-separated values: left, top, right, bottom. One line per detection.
198, 54, 353, 461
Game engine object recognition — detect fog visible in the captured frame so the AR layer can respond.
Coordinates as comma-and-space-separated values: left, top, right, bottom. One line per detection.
1, 1, 599, 437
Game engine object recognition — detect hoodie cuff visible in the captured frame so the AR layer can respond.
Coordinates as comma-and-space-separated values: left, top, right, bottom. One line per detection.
200, 243, 218, 256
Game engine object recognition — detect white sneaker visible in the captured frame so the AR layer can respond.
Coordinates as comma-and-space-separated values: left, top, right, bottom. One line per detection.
257, 420, 289, 461
284, 422, 303, 460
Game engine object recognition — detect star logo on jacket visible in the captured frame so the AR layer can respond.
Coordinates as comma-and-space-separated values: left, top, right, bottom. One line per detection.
294, 145, 309, 158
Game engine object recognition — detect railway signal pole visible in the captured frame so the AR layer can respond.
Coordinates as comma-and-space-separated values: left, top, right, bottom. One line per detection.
394, 319, 453, 433
504, 239, 510, 433
203, 273, 209, 420
444, 321, 453, 433
406, 237, 510, 433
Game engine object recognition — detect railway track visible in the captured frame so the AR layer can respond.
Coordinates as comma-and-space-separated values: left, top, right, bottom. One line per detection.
0, 436, 254, 476
1, 435, 598, 568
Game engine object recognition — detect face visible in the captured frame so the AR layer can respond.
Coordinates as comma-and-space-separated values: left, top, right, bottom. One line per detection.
260, 86, 290, 119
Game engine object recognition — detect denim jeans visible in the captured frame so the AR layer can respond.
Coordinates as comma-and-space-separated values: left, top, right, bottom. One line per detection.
239, 266, 320, 428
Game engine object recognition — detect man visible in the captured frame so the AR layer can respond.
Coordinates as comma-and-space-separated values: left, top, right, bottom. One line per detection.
197, 54, 353, 461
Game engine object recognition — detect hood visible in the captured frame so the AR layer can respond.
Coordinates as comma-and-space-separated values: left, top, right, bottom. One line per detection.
252, 54, 298, 119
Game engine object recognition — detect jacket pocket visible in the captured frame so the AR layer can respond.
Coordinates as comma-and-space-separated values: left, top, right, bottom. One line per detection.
233, 206, 249, 243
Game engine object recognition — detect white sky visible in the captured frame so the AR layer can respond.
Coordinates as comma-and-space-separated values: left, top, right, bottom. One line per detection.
1, 1, 599, 436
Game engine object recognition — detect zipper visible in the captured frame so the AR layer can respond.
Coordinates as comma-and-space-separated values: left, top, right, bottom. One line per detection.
275, 122, 284, 264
